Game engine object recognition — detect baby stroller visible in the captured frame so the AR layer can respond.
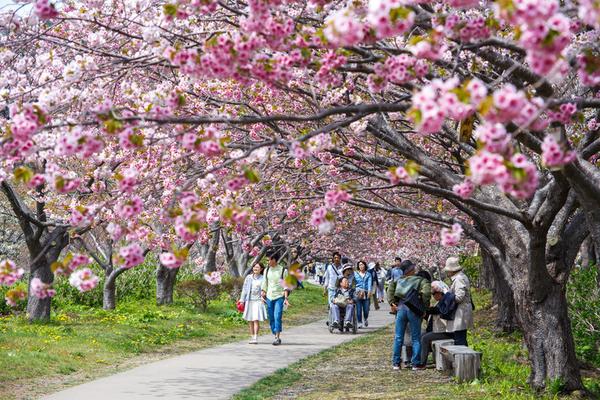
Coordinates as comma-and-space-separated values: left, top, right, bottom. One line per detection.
328, 303, 357, 334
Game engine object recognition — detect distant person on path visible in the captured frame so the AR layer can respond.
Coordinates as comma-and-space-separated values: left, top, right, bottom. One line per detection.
240, 262, 268, 344
354, 260, 373, 328
331, 276, 356, 330
375, 263, 386, 303
444, 257, 474, 346
386, 256, 404, 283
416, 280, 451, 368
316, 262, 326, 285
369, 262, 380, 310
388, 260, 431, 370
323, 251, 343, 304
261, 252, 290, 346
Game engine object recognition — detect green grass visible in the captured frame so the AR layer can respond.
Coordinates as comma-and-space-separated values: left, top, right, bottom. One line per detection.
0, 284, 325, 400
233, 289, 600, 400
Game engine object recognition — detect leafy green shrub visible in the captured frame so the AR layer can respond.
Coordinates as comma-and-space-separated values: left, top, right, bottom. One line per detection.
220, 275, 245, 302
176, 279, 221, 311
567, 265, 600, 367
459, 254, 482, 287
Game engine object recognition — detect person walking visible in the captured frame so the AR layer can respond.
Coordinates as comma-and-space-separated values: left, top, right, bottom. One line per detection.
375, 263, 386, 303
354, 260, 372, 328
444, 256, 474, 346
416, 280, 452, 368
369, 262, 380, 310
239, 262, 268, 344
323, 251, 343, 304
261, 252, 290, 346
386, 256, 404, 283
388, 260, 431, 370
316, 262, 326, 285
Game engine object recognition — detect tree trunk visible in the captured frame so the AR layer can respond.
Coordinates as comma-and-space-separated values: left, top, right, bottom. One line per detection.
513, 284, 583, 391
103, 278, 116, 310
156, 265, 179, 305
482, 250, 519, 332
27, 260, 53, 321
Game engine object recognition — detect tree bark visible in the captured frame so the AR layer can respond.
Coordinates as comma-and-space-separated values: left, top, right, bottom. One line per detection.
482, 249, 519, 332
513, 283, 583, 391
103, 277, 116, 310
156, 265, 179, 305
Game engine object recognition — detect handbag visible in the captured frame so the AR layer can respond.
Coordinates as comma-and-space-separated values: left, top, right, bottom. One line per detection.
403, 287, 426, 318
236, 300, 245, 313
356, 290, 366, 300
333, 294, 348, 308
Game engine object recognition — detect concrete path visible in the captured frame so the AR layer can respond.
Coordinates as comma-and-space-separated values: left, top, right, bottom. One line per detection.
43, 301, 393, 400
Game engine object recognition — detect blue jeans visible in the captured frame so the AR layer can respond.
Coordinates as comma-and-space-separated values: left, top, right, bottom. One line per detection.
332, 303, 355, 323
266, 296, 284, 334
392, 305, 422, 366
356, 298, 370, 323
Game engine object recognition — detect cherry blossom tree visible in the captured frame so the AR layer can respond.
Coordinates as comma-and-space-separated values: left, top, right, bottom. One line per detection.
0, 0, 599, 391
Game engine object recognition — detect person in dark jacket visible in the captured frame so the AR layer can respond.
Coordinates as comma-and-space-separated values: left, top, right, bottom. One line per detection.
388, 260, 431, 370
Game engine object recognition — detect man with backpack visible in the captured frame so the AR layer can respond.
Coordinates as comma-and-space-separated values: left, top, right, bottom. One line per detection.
323, 251, 343, 304
387, 260, 431, 370
261, 251, 289, 346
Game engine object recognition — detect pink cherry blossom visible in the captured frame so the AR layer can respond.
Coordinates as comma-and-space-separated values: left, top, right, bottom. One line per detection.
440, 223, 463, 247
30, 277, 56, 299
159, 252, 185, 269
386, 166, 412, 185
324, 188, 351, 208
452, 179, 475, 199
204, 271, 222, 285
69, 268, 99, 293
117, 243, 145, 269
34, 0, 59, 19
541, 135, 576, 168
0, 259, 24, 286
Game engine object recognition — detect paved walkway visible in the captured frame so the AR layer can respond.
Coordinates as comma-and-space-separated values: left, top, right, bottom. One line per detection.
43, 301, 393, 400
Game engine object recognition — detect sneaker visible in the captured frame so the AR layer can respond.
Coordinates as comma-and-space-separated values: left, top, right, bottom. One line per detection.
344, 321, 352, 329
250, 337, 258, 344
358, 323, 363, 329
403, 362, 412, 369
364, 319, 368, 327
392, 365, 400, 371
272, 338, 281, 346
412, 365, 426, 371
331, 320, 340, 329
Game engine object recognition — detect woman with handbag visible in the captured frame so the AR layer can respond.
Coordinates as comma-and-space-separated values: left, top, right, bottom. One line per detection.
239, 262, 267, 344
354, 260, 373, 328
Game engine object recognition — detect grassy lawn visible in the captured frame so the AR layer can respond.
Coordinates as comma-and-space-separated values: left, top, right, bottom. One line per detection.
0, 284, 326, 400
234, 289, 600, 400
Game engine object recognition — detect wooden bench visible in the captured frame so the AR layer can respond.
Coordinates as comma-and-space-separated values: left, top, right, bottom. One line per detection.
433, 341, 482, 382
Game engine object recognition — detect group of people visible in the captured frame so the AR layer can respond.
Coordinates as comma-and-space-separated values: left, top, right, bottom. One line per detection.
237, 248, 474, 369
319, 252, 474, 371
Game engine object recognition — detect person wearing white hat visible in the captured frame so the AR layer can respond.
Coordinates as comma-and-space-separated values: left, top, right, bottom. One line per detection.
443, 256, 474, 346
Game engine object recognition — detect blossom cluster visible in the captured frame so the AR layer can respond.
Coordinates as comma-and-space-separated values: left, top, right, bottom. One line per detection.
30, 277, 56, 299
440, 223, 463, 247
204, 271, 222, 285
541, 135, 576, 169
368, 54, 428, 93
69, 268, 99, 293
324, 188, 351, 208
0, 259, 24, 286
117, 243, 145, 269
386, 166, 412, 185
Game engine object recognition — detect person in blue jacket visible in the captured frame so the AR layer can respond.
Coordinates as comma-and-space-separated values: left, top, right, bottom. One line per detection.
354, 260, 372, 328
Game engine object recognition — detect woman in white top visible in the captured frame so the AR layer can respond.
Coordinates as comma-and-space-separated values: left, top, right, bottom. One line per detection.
240, 263, 268, 344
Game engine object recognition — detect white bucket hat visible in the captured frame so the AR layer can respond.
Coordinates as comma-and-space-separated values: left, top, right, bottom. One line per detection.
444, 256, 462, 273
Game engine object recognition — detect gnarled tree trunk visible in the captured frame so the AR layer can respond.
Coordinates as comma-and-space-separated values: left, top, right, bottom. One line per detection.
156, 265, 179, 305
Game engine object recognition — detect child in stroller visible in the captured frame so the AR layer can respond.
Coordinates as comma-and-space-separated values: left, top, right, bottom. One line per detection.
329, 275, 358, 333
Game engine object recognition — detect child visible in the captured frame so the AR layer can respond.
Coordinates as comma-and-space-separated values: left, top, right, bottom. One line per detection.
240, 262, 267, 344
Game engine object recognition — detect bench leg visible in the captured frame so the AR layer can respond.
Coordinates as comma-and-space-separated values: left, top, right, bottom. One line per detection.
453, 353, 481, 382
